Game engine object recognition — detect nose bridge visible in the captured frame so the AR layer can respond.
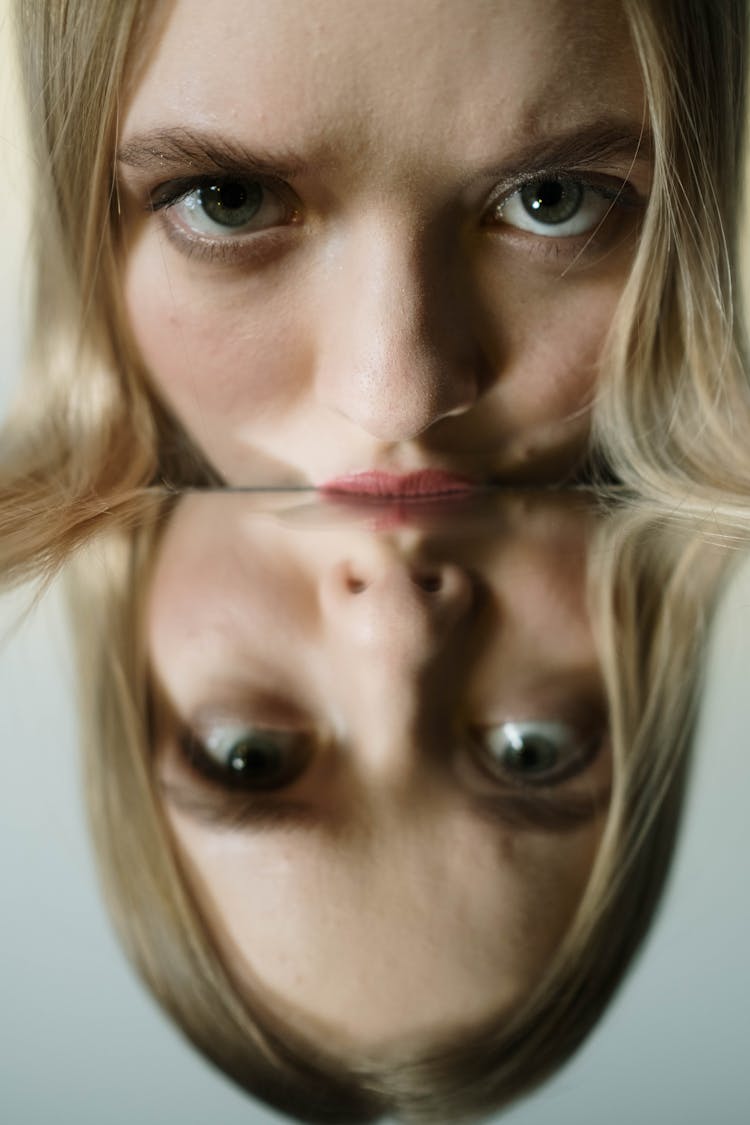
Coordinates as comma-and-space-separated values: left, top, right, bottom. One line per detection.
316, 213, 480, 440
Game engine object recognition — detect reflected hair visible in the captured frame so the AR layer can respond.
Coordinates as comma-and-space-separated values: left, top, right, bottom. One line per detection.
63, 493, 735, 1124
1, 0, 750, 587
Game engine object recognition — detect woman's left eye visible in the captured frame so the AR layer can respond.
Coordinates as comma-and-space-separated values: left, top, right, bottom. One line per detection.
485, 175, 626, 238
473, 720, 599, 786
152, 176, 295, 238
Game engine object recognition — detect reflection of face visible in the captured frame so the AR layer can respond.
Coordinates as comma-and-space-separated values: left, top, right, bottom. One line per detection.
119, 0, 648, 488
147, 493, 610, 1058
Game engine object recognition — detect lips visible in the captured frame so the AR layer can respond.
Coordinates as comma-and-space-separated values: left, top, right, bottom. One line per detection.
320, 470, 476, 498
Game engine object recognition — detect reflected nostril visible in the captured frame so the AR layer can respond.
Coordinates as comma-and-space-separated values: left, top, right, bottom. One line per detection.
412, 570, 443, 593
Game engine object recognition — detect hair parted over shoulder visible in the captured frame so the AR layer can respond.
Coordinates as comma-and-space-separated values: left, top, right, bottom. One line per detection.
67, 491, 737, 1124
1, 0, 750, 593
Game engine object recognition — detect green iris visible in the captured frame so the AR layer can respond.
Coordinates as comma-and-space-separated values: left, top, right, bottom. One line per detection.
199, 180, 264, 227
520, 178, 584, 225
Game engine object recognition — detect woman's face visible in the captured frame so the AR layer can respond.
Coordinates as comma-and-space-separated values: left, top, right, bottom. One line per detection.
147, 493, 610, 1057
119, 0, 649, 489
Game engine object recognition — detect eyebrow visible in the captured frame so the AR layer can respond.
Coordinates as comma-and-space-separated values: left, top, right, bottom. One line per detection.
159, 777, 321, 834
116, 127, 310, 179
489, 120, 652, 181
468, 785, 611, 833
161, 775, 610, 839
116, 118, 652, 185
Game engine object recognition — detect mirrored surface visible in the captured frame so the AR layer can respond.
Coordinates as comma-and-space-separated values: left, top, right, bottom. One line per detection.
3, 487, 741, 1122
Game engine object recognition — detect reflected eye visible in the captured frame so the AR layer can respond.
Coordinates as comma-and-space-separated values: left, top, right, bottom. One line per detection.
183, 723, 311, 790
487, 176, 622, 238
475, 720, 598, 786
153, 176, 295, 238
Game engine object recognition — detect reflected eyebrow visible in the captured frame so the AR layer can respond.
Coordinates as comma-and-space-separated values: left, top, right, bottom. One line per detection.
116, 127, 309, 179
160, 777, 611, 838
468, 786, 611, 834
159, 777, 319, 834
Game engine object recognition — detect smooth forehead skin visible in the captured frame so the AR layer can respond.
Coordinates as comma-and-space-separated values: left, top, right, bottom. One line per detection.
125, 0, 635, 143
120, 0, 646, 488
148, 496, 606, 1056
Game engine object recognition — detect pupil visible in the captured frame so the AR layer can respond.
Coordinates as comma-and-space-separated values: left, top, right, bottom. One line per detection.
510, 738, 552, 772
533, 182, 564, 209
521, 178, 582, 224
215, 182, 248, 210
201, 180, 263, 226
229, 741, 280, 777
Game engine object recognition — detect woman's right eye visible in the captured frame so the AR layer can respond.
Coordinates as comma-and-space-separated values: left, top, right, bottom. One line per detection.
182, 723, 312, 790
151, 176, 298, 239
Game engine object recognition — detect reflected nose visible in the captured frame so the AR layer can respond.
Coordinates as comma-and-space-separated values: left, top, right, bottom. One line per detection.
321, 546, 474, 662
316, 220, 483, 441
320, 546, 473, 788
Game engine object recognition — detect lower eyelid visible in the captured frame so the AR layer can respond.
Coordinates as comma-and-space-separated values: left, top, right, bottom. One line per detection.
486, 211, 642, 268
156, 214, 299, 266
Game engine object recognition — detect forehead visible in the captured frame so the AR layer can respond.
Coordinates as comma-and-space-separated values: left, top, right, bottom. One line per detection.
124, 0, 641, 156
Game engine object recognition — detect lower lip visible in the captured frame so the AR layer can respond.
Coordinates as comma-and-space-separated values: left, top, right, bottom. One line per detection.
320, 470, 476, 498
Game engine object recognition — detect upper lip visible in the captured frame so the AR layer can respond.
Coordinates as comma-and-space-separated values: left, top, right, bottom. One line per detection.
319, 469, 478, 498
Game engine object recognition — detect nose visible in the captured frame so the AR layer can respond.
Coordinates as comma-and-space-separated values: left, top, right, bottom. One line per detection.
315, 218, 484, 442
321, 543, 474, 664
320, 544, 473, 789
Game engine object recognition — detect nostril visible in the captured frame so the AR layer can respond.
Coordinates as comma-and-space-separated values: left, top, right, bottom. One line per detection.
412, 570, 443, 593
346, 575, 368, 594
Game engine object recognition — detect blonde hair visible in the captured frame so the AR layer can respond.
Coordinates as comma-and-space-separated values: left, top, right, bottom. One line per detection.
591, 0, 750, 509
0, 2, 211, 588
2, 3, 750, 1114
63, 490, 738, 1123
2, 0, 750, 588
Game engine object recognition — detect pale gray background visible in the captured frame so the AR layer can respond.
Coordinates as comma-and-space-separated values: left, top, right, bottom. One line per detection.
2, 9, 749, 1122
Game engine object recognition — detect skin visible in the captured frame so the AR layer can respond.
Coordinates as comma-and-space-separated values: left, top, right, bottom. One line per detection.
119, 0, 650, 488
147, 492, 611, 1058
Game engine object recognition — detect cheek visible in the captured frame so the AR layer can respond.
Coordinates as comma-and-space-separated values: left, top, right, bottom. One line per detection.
495, 272, 624, 423
123, 239, 312, 425
448, 243, 634, 469
511, 823, 604, 967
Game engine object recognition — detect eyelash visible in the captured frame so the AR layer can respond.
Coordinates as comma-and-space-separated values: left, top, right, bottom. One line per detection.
178, 725, 313, 792
148, 174, 301, 264
484, 171, 643, 248
468, 720, 606, 789
177, 716, 605, 794
145, 168, 643, 266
